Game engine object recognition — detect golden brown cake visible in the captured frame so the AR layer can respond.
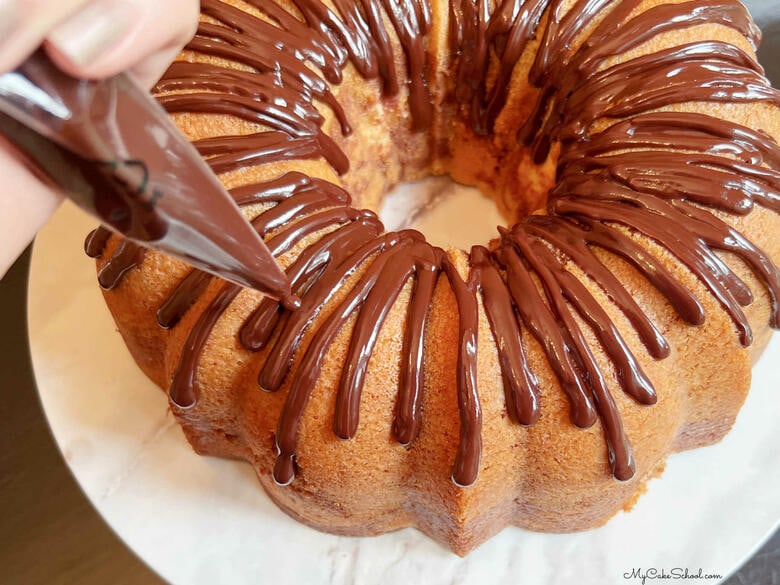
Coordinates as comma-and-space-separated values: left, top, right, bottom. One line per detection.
85, 0, 780, 555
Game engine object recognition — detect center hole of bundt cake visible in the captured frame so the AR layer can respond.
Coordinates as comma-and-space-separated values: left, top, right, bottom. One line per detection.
378, 176, 506, 249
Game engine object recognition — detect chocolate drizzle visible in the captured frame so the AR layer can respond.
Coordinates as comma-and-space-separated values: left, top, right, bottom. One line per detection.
85, 226, 146, 290
89, 0, 780, 487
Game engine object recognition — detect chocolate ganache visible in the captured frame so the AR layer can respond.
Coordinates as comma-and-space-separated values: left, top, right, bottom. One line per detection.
87, 0, 780, 489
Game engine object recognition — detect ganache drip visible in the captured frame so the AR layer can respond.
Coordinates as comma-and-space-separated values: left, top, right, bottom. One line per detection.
88, 0, 780, 487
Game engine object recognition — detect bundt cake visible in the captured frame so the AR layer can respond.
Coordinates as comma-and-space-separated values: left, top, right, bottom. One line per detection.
84, 0, 780, 555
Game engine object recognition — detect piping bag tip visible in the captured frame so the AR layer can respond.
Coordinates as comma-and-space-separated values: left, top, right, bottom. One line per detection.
148, 210, 296, 303
0, 50, 294, 304
282, 294, 302, 311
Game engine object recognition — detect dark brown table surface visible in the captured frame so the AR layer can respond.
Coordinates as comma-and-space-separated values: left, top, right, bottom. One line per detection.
2, 6, 780, 582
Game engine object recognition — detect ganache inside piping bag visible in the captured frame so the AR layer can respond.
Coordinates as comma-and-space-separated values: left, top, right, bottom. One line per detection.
0, 50, 298, 307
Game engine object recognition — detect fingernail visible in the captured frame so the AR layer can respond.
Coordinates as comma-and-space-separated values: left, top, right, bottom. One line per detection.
0, 0, 19, 43
47, 1, 134, 68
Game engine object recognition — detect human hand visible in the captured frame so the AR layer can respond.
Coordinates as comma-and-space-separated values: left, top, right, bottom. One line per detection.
0, 0, 199, 279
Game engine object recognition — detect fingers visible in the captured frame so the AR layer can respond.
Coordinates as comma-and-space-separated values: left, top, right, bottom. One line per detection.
46, 0, 200, 87
0, 0, 92, 73
0, 139, 64, 280
0, 0, 199, 87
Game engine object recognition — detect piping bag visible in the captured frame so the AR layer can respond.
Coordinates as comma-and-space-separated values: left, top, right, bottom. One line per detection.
0, 50, 298, 309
